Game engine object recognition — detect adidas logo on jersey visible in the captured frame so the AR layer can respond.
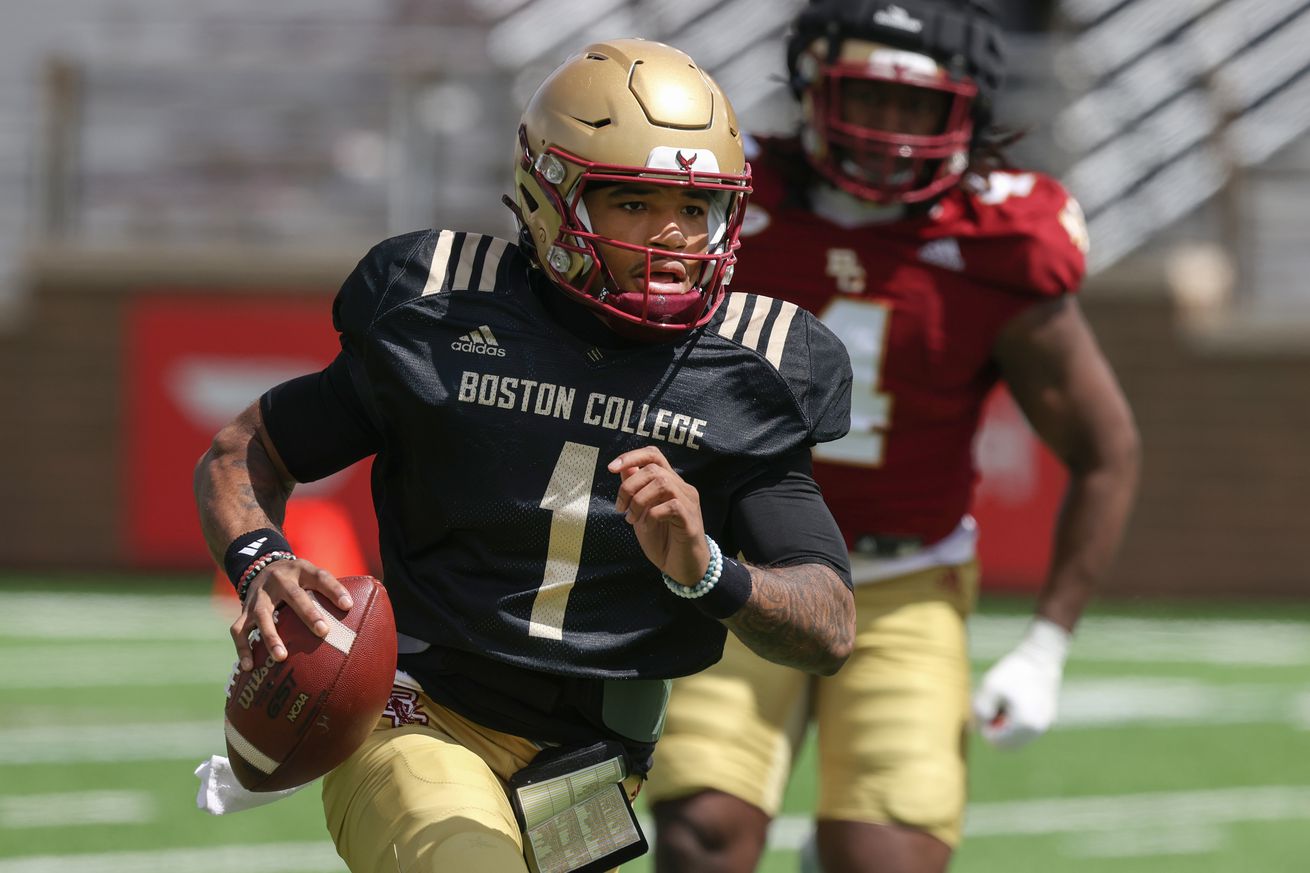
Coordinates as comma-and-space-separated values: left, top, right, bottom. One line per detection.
917, 238, 965, 272
451, 325, 507, 357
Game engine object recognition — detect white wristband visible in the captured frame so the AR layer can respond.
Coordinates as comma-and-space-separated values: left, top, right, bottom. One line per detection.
662, 536, 722, 599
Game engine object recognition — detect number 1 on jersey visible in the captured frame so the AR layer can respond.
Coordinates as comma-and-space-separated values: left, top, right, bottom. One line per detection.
528, 441, 599, 640
815, 298, 892, 467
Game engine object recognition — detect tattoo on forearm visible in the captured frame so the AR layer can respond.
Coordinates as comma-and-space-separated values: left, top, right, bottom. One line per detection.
724, 564, 853, 674
241, 439, 292, 518
195, 413, 294, 564
237, 482, 262, 513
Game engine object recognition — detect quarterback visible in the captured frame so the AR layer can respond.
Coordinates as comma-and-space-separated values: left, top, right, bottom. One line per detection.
194, 39, 856, 873
648, 3, 1141, 873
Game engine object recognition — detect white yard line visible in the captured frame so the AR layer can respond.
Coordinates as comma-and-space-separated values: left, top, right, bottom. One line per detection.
4, 676, 1307, 765
0, 645, 231, 689
5, 593, 1307, 665
2, 786, 1307, 867
0, 791, 154, 829
968, 614, 1310, 667
1061, 825, 1225, 859
962, 785, 1310, 835
0, 593, 224, 641
761, 785, 1310, 853
1057, 677, 1310, 729
0, 842, 345, 873
0, 721, 222, 764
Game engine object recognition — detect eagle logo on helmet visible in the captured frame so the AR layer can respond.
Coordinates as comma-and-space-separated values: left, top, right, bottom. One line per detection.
676, 150, 698, 171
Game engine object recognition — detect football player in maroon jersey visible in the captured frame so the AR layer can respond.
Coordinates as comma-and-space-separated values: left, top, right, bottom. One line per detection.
647, 3, 1140, 873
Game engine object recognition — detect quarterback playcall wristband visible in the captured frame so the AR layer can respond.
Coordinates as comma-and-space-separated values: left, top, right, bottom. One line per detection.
223, 528, 293, 589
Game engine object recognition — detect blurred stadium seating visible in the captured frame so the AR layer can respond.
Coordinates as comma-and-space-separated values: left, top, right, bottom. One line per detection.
1, 0, 1308, 596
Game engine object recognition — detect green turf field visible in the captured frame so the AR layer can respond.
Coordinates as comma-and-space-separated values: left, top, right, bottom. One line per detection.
2, 575, 1308, 872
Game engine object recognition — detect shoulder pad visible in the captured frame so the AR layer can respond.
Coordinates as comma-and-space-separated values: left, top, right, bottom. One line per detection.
961, 172, 1088, 297
709, 293, 852, 444
332, 230, 521, 337
331, 230, 432, 338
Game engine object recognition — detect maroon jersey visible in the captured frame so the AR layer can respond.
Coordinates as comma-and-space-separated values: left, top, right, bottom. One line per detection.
734, 135, 1089, 547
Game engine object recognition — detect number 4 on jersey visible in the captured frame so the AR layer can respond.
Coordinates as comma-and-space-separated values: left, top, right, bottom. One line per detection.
815, 298, 892, 467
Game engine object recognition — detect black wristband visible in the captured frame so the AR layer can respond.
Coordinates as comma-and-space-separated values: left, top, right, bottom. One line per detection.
222, 528, 293, 589
693, 555, 753, 620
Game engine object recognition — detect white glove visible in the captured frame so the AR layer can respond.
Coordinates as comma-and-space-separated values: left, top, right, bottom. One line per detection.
972, 617, 1071, 750
194, 754, 309, 815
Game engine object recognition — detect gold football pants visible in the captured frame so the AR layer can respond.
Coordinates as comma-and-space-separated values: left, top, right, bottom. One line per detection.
322, 684, 640, 872
646, 562, 978, 847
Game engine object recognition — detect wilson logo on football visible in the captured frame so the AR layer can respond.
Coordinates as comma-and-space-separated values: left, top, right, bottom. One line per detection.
451, 325, 507, 357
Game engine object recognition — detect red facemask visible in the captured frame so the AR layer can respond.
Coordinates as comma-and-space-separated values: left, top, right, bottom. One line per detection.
800, 44, 977, 204
523, 138, 752, 340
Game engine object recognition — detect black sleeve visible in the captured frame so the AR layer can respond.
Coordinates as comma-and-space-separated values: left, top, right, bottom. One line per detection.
727, 448, 853, 588
774, 306, 853, 445
259, 351, 383, 483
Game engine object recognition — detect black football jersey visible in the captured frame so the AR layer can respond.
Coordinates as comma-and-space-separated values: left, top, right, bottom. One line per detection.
284, 228, 851, 681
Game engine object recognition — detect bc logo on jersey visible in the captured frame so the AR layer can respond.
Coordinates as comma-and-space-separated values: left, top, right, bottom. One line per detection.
826, 249, 867, 294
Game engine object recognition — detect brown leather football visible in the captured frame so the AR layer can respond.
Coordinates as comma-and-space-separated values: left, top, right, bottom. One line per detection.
224, 575, 396, 791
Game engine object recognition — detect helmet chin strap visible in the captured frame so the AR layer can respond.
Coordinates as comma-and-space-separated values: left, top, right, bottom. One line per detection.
573, 196, 595, 235
706, 192, 729, 247
565, 196, 619, 303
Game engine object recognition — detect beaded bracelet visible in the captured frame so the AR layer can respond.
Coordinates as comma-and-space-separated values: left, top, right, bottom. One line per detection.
236, 550, 297, 603
662, 536, 723, 600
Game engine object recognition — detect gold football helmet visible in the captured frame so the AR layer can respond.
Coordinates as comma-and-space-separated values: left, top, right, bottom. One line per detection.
512, 38, 752, 337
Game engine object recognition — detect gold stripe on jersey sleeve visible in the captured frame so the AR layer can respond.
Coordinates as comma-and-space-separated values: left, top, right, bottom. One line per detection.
741, 297, 772, 350
451, 233, 481, 290
478, 237, 510, 292
715, 294, 800, 371
764, 300, 798, 370
717, 293, 748, 341
422, 230, 456, 297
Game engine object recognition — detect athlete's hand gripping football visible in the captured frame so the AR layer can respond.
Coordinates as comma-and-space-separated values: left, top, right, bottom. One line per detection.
608, 446, 712, 587
232, 558, 354, 672
972, 617, 1071, 749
